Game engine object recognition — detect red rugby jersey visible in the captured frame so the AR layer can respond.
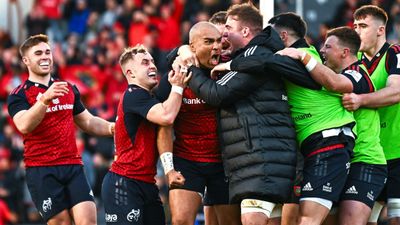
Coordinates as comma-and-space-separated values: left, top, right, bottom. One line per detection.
7, 78, 85, 167
110, 85, 159, 183
173, 87, 221, 163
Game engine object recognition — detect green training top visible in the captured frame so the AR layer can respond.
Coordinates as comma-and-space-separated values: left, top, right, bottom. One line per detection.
286, 46, 355, 146
359, 47, 400, 160
350, 64, 386, 164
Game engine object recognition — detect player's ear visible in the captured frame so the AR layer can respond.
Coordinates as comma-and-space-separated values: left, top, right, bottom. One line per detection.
189, 42, 196, 52
242, 26, 250, 38
279, 30, 288, 42
22, 56, 29, 65
377, 25, 385, 36
343, 48, 350, 58
126, 69, 134, 78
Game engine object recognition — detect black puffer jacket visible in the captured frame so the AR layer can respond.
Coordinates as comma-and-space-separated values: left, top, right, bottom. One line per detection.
188, 26, 319, 204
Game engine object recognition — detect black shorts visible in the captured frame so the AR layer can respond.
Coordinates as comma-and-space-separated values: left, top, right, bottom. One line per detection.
172, 156, 229, 205
340, 163, 387, 208
26, 165, 94, 221
377, 158, 400, 201
301, 146, 352, 202
101, 172, 165, 225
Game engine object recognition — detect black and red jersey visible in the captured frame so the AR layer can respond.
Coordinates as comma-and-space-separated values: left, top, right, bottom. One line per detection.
7, 78, 85, 167
110, 84, 159, 184
156, 73, 221, 163
341, 61, 375, 94
173, 87, 220, 162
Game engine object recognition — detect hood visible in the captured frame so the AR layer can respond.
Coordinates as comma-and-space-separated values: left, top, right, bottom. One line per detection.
235, 26, 285, 56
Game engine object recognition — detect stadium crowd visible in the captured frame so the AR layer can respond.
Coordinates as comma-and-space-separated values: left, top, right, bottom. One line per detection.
0, 0, 400, 224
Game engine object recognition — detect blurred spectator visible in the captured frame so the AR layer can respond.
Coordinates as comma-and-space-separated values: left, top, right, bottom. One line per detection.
103, 65, 127, 120
0, 199, 16, 225
0, 146, 24, 223
0, 47, 28, 101
330, 0, 371, 27
25, 1, 49, 37
87, 0, 107, 13
312, 22, 333, 52
84, 11, 100, 46
152, 0, 184, 74
98, 0, 121, 29
128, 9, 151, 47
387, 0, 400, 38
0, 29, 13, 50
114, 0, 136, 39
36, 0, 67, 43
91, 137, 114, 201
0, 1, 369, 224
68, 0, 91, 37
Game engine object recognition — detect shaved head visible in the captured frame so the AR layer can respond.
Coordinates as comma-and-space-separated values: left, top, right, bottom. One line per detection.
188, 21, 222, 69
189, 21, 219, 44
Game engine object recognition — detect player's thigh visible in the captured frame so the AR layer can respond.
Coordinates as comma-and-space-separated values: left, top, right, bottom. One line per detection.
169, 189, 202, 223
70, 201, 96, 225
213, 204, 241, 225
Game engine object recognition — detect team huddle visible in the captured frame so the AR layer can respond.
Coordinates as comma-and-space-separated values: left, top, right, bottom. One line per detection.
6, 2, 400, 225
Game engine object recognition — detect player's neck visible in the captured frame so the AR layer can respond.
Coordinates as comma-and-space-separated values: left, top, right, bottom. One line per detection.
28, 73, 51, 86
365, 38, 386, 59
131, 81, 151, 92
341, 55, 359, 71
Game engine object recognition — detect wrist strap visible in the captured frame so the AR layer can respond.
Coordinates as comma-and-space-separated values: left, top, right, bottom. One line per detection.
160, 152, 174, 174
302, 53, 317, 72
171, 86, 183, 95
305, 57, 317, 72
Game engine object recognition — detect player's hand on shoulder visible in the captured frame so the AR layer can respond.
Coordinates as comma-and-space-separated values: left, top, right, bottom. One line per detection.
276, 47, 303, 60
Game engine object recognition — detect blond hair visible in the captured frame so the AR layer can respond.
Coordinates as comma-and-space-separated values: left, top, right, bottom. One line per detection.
118, 44, 148, 73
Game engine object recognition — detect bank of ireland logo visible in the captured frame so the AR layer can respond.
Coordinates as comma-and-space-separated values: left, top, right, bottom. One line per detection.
127, 209, 140, 222
42, 197, 52, 213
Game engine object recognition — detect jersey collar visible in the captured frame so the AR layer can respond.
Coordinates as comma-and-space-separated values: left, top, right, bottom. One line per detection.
26, 77, 56, 89
360, 42, 390, 67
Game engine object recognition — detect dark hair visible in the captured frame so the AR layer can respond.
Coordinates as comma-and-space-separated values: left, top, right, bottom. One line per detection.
19, 34, 49, 57
327, 26, 361, 55
354, 5, 388, 25
268, 12, 307, 38
226, 3, 262, 34
209, 11, 227, 25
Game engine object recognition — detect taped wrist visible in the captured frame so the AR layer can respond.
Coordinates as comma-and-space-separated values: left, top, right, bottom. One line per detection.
171, 86, 183, 95
160, 152, 174, 175
301, 53, 317, 72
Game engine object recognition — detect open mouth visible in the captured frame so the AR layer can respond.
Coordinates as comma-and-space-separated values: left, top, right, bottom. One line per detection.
148, 71, 157, 77
210, 54, 220, 65
39, 61, 50, 69
321, 55, 327, 64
